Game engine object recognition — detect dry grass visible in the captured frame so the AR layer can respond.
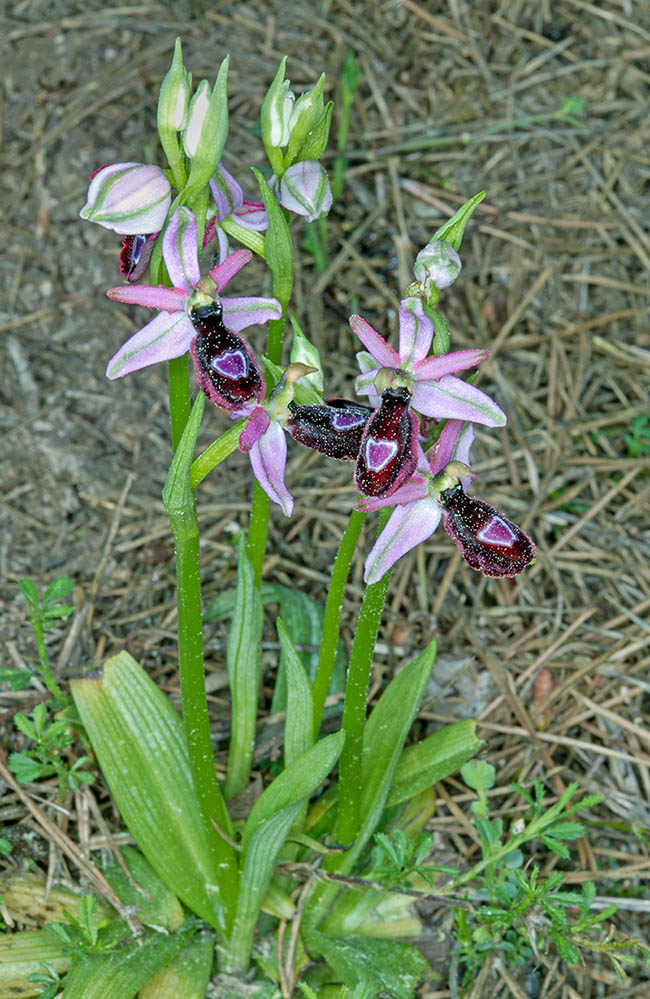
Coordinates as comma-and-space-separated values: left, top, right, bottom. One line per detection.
1, 1, 649, 995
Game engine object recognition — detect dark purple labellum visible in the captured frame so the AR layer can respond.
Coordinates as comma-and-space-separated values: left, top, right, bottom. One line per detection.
119, 232, 157, 283
287, 398, 373, 460
439, 483, 536, 577
354, 387, 419, 497
189, 302, 265, 411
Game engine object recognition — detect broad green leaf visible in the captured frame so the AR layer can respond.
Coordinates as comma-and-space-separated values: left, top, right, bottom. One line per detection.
138, 931, 215, 999
308, 931, 427, 999
70, 652, 228, 933
386, 720, 482, 806
0, 928, 71, 996
277, 618, 314, 765
102, 846, 184, 932
62, 919, 197, 999
231, 732, 344, 966
224, 535, 263, 799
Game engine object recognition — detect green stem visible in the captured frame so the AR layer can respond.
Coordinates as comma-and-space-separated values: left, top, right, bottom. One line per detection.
333, 509, 391, 844
164, 392, 240, 932
335, 564, 392, 845
168, 355, 191, 452
246, 481, 270, 588
311, 510, 366, 739
245, 312, 286, 584
32, 618, 64, 701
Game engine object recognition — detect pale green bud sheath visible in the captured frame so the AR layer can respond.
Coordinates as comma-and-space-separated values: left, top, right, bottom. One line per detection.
157, 37, 191, 190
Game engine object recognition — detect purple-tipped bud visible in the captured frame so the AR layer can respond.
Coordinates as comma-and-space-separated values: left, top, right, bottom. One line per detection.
354, 387, 419, 497
80, 163, 171, 235
189, 301, 265, 411
119, 232, 158, 282
439, 483, 536, 577
278, 161, 332, 222
287, 399, 373, 460
414, 239, 462, 296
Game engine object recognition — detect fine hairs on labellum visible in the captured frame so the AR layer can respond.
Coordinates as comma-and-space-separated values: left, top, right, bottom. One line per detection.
287, 398, 373, 460
189, 301, 265, 411
439, 483, 536, 577
354, 386, 419, 497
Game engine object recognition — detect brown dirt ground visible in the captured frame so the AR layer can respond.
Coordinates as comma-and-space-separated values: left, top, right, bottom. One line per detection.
1, 1, 650, 996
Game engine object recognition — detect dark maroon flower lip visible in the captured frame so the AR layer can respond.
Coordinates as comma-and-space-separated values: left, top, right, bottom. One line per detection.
439, 482, 536, 577
287, 398, 373, 460
189, 301, 265, 411
119, 232, 158, 283
354, 386, 419, 498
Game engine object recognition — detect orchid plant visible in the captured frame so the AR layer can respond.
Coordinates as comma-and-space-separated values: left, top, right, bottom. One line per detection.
11, 39, 540, 999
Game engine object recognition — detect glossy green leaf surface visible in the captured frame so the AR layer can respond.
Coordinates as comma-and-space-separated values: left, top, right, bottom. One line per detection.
71, 652, 228, 933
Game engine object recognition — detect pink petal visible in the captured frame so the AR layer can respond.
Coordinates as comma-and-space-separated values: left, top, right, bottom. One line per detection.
397, 297, 434, 367
106, 312, 195, 378
248, 423, 293, 517
209, 248, 253, 292
209, 164, 244, 221
163, 207, 200, 291
349, 315, 401, 368
414, 348, 488, 381
107, 284, 187, 311
355, 476, 428, 512
364, 497, 442, 584
431, 420, 475, 475
221, 296, 283, 331
239, 407, 271, 452
412, 375, 506, 427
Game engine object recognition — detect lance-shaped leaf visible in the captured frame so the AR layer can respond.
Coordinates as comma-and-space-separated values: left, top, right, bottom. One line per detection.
70, 652, 228, 933
138, 931, 215, 999
386, 720, 482, 807
224, 535, 264, 800
102, 846, 184, 932
62, 919, 197, 999
305, 641, 436, 928
230, 731, 344, 969
277, 618, 314, 765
